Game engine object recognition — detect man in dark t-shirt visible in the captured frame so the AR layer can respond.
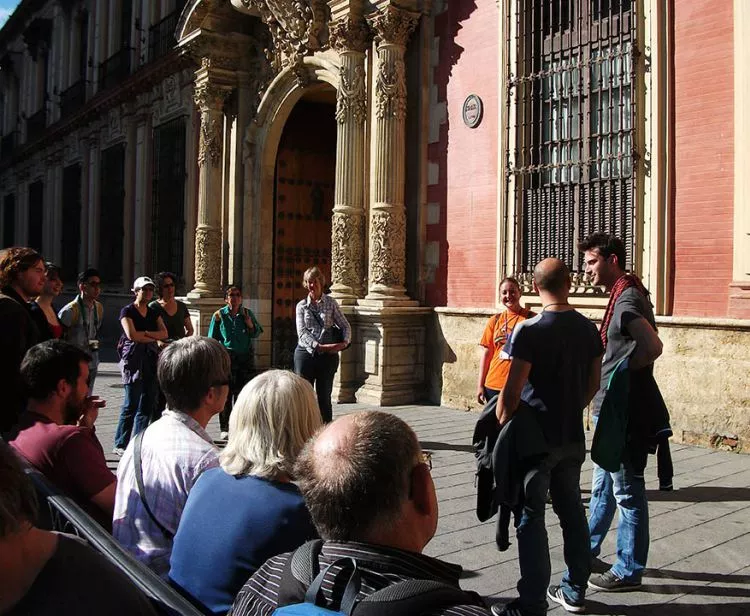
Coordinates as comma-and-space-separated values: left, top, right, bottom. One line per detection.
9, 340, 114, 529
492, 259, 603, 616
579, 233, 670, 593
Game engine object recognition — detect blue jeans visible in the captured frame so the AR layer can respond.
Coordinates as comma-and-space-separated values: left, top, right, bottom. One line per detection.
114, 376, 158, 449
588, 444, 650, 582
516, 442, 590, 615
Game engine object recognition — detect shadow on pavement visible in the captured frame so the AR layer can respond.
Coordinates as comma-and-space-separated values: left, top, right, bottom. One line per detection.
420, 440, 475, 453
645, 487, 750, 502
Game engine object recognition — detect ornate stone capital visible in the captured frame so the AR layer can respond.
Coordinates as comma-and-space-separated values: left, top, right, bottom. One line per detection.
367, 5, 420, 48
329, 17, 370, 54
336, 61, 367, 124
374, 55, 406, 120
369, 208, 406, 288
193, 80, 232, 112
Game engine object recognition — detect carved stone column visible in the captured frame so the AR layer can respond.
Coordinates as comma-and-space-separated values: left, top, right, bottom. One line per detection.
329, 18, 370, 303
365, 5, 419, 304
188, 61, 233, 298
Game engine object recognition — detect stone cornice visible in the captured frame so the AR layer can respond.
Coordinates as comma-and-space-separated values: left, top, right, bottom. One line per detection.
367, 4, 420, 47
329, 17, 370, 53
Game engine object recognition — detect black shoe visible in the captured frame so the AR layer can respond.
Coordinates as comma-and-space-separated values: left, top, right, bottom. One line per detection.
547, 585, 585, 613
590, 556, 610, 574
490, 601, 532, 616
659, 482, 673, 491
588, 570, 642, 592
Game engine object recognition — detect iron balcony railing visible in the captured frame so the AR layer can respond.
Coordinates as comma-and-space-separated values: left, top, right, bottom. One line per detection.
98, 47, 132, 91
148, 9, 179, 62
26, 108, 47, 143
59, 79, 86, 117
1, 131, 18, 160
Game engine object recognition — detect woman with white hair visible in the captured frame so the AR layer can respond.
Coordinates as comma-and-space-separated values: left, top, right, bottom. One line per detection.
168, 370, 321, 616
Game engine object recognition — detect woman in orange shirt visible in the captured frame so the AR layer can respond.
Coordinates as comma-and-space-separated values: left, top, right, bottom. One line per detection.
476, 277, 534, 404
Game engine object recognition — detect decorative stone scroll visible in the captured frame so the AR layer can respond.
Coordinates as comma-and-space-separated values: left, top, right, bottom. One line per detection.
367, 5, 420, 48
194, 225, 223, 294
336, 62, 366, 125
369, 208, 406, 289
331, 211, 366, 295
198, 114, 221, 167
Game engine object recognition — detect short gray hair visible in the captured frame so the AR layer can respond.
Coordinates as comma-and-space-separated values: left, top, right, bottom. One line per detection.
302, 266, 326, 287
294, 411, 421, 541
220, 370, 322, 479
157, 336, 230, 413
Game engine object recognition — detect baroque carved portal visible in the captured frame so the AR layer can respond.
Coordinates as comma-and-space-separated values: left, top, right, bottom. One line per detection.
234, 0, 328, 73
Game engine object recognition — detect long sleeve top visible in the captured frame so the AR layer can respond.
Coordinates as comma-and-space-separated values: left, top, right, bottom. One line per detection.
295, 294, 351, 355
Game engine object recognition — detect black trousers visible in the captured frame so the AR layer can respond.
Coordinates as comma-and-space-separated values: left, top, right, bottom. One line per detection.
220, 352, 254, 433
294, 346, 339, 423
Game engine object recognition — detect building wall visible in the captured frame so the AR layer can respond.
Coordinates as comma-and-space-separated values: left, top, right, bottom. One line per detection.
673, 0, 735, 317
425, 0, 498, 308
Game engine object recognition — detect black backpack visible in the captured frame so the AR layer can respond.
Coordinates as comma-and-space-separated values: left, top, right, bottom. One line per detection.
275, 540, 486, 616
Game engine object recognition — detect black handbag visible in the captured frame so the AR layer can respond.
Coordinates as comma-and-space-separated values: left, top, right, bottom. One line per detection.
308, 306, 348, 348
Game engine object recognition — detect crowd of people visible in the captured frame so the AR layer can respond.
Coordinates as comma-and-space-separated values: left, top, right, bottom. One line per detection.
0, 232, 670, 616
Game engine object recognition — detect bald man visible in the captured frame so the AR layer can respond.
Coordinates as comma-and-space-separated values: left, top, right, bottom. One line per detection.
492, 259, 603, 616
230, 411, 490, 616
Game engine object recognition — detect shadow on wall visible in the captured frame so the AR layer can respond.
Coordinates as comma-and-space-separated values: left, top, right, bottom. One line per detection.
424, 311, 457, 404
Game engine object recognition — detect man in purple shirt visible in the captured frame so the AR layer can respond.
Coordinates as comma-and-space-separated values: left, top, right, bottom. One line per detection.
9, 340, 113, 529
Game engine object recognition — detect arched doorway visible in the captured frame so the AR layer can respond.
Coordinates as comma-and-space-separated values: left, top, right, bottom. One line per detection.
271, 84, 337, 367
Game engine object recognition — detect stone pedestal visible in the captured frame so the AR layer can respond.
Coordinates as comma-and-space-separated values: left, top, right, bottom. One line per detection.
183, 296, 225, 336
334, 305, 432, 405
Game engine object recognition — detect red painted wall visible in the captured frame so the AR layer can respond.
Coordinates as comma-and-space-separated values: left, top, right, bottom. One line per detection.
426, 1, 499, 307
672, 1, 734, 317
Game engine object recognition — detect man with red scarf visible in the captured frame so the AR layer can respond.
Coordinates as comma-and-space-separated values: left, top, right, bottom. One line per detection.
579, 233, 671, 593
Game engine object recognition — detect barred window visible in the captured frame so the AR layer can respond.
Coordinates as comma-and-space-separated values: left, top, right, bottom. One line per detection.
506, 0, 637, 279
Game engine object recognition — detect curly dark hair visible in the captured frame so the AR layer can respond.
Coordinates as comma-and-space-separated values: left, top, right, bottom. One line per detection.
154, 271, 178, 297
0, 247, 44, 288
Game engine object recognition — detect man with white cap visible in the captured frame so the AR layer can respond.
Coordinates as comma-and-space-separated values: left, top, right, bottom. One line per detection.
113, 276, 168, 454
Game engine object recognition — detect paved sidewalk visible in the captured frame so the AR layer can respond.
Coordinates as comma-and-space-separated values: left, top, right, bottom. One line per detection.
93, 362, 750, 615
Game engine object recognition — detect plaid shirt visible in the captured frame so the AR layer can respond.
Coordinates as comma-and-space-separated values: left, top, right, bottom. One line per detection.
113, 410, 219, 579
295, 294, 351, 354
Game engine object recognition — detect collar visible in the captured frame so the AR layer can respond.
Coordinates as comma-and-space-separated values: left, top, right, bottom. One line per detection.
161, 409, 214, 445
320, 541, 463, 586
220, 305, 242, 317
2, 285, 30, 306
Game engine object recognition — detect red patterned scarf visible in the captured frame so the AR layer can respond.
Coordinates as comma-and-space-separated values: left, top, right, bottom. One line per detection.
600, 273, 650, 348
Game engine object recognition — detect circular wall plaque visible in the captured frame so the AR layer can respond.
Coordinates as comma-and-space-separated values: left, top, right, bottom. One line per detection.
462, 94, 483, 128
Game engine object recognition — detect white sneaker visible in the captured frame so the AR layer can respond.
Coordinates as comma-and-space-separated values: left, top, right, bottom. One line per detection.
112, 447, 125, 456
219, 431, 229, 440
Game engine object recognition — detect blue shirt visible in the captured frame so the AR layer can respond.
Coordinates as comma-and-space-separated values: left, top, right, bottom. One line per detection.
168, 468, 317, 615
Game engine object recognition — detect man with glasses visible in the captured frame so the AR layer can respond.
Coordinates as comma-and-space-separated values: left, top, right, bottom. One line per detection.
59, 268, 104, 392
113, 336, 230, 579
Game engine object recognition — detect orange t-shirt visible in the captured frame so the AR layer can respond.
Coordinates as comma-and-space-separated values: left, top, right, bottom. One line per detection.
480, 308, 531, 391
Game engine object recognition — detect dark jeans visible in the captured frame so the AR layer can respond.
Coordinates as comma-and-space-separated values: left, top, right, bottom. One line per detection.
515, 442, 590, 615
219, 353, 254, 433
294, 346, 339, 423
484, 386, 500, 402
114, 375, 158, 449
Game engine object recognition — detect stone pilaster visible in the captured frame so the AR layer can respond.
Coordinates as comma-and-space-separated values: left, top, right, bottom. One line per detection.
329, 17, 370, 303
188, 62, 233, 299
365, 6, 419, 305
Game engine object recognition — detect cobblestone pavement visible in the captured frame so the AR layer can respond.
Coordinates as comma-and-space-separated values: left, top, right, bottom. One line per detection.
94, 361, 750, 615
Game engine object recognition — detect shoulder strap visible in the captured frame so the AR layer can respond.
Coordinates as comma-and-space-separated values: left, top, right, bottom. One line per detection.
356, 579, 485, 616
306, 304, 325, 328
277, 540, 325, 606
133, 430, 174, 539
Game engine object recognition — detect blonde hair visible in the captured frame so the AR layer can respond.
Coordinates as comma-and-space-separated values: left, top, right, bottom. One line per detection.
302, 266, 326, 287
220, 370, 322, 480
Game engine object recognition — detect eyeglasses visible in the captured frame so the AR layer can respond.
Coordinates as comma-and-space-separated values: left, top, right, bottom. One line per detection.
162, 283, 175, 288
228, 293, 241, 298
86, 281, 101, 287
420, 451, 433, 471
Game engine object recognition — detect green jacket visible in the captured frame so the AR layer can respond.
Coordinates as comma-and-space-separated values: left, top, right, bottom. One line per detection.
208, 305, 263, 357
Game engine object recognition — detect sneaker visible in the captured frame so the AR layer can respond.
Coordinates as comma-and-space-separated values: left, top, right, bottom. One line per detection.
588, 570, 641, 592
591, 556, 610, 574
112, 447, 125, 456
490, 601, 530, 616
659, 482, 673, 491
547, 585, 585, 613
219, 431, 229, 441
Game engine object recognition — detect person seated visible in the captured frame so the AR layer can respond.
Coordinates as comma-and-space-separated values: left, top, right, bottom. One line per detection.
0, 441, 158, 616
9, 340, 114, 529
113, 336, 230, 579
169, 370, 320, 615
230, 411, 490, 616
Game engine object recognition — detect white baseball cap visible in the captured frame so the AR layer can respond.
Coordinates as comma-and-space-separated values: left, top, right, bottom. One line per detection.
132, 276, 155, 291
